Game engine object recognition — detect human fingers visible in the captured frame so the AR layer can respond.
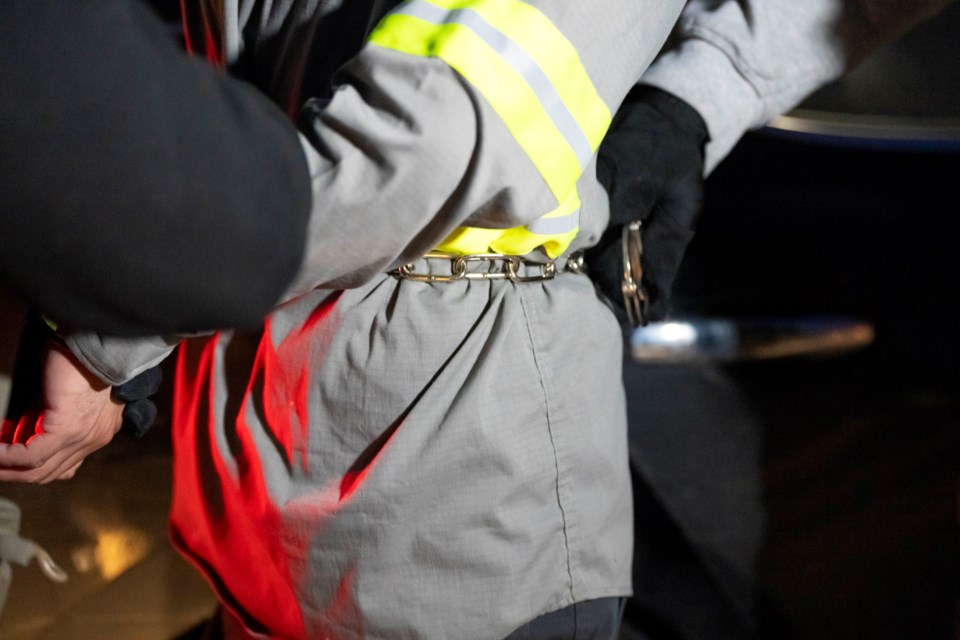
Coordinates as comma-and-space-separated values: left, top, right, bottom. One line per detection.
57, 460, 83, 481
0, 400, 120, 483
0, 436, 95, 484
0, 433, 68, 483
12, 406, 43, 445
0, 417, 18, 443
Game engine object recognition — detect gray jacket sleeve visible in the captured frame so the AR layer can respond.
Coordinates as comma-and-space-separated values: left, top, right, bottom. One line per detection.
640, 0, 954, 172
68, 0, 689, 385
279, 0, 686, 299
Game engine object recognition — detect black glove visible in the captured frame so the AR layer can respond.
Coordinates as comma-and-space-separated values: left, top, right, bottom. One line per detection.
587, 85, 709, 325
111, 366, 162, 438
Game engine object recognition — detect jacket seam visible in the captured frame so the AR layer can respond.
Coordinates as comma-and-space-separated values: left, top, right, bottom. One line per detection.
516, 284, 576, 604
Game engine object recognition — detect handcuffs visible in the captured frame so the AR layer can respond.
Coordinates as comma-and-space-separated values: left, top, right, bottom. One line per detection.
390, 221, 650, 328
621, 220, 650, 328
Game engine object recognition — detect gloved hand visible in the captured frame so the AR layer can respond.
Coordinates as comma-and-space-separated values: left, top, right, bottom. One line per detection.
111, 366, 162, 438
587, 85, 709, 325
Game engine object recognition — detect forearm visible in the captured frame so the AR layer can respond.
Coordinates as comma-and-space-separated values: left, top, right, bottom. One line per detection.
0, 1, 311, 335
640, 0, 954, 171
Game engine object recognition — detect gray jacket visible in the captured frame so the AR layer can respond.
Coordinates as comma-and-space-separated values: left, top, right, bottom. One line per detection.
64, 1, 952, 638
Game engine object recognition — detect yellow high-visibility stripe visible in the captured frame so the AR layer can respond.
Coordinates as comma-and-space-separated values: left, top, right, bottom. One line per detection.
434, 225, 578, 259
435, 191, 580, 258
370, 13, 581, 202
426, 0, 611, 151
369, 0, 610, 257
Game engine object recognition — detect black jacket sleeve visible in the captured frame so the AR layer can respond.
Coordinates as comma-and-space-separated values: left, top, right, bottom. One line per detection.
0, 1, 312, 335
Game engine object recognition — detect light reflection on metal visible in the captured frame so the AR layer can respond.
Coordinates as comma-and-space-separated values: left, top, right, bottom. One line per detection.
631, 317, 875, 363
770, 110, 960, 143
33, 544, 68, 582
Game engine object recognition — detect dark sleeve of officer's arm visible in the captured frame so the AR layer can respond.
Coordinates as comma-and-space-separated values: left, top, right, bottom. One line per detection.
0, 0, 312, 336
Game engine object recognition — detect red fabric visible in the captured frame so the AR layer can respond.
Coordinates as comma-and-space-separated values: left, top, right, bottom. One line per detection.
169, 296, 353, 638
169, 334, 305, 638
179, 0, 224, 69
171, 4, 294, 631
171, 6, 376, 634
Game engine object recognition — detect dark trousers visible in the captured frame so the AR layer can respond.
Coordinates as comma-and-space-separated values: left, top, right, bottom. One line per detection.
502, 597, 627, 640
180, 598, 627, 640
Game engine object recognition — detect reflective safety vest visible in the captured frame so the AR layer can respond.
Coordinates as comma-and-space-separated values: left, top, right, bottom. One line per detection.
369, 0, 612, 258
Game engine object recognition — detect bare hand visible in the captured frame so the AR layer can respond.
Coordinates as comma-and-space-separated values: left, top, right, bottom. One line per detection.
0, 341, 123, 483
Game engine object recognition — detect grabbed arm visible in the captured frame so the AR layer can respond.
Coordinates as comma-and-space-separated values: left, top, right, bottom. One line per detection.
640, 0, 955, 171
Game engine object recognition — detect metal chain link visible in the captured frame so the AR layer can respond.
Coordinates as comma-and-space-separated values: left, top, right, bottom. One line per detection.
392, 252, 582, 283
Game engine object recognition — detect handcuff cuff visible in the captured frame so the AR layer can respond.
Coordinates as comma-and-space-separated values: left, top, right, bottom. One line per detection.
621, 220, 650, 328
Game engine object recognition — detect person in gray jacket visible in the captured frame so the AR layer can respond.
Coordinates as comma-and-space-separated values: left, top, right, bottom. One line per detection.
1, 0, 952, 638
